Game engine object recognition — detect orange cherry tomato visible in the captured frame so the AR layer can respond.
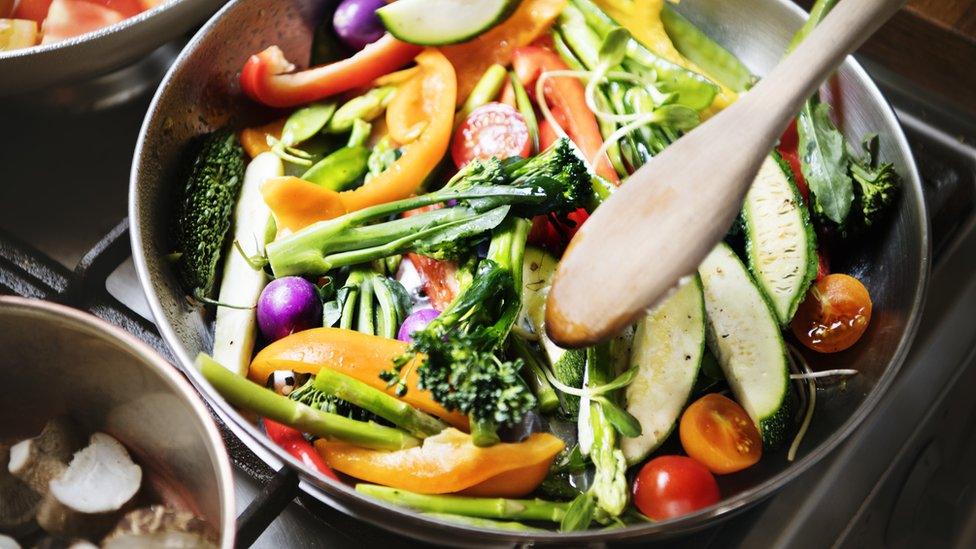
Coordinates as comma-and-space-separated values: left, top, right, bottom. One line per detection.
791, 273, 872, 353
632, 456, 720, 521
451, 102, 531, 169
679, 394, 762, 474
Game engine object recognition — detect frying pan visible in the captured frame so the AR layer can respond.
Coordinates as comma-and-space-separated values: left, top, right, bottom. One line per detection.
0, 0, 225, 96
129, 0, 930, 544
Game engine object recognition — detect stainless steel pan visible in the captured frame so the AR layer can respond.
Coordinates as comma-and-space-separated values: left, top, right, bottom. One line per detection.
0, 297, 235, 547
0, 0, 225, 96
129, 0, 929, 544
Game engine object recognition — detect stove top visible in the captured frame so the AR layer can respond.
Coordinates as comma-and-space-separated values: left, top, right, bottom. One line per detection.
1, 45, 973, 548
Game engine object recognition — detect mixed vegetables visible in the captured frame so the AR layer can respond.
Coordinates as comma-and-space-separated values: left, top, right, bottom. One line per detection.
0, 0, 157, 50
172, 0, 900, 532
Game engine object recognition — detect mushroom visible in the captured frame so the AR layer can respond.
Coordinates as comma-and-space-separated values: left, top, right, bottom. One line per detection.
7, 417, 83, 494
35, 433, 142, 541
33, 538, 98, 549
101, 506, 216, 549
0, 534, 20, 549
0, 444, 40, 536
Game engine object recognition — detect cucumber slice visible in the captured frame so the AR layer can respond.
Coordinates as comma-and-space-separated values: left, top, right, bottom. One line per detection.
742, 154, 817, 325
521, 246, 586, 414
377, 0, 519, 46
621, 277, 706, 465
212, 153, 283, 374
699, 243, 791, 449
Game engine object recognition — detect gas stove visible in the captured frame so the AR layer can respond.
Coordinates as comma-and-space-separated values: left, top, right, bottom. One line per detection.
1, 43, 973, 548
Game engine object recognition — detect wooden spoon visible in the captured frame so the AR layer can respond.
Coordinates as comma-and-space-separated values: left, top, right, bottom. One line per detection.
546, 0, 905, 347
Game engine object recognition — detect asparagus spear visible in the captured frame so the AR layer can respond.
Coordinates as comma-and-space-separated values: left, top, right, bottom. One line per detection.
313, 368, 447, 438
356, 484, 570, 522
197, 354, 420, 451
509, 336, 560, 413
583, 344, 629, 517
423, 512, 544, 532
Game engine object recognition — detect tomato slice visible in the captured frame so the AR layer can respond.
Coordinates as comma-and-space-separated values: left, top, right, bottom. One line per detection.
80, 0, 143, 18
452, 102, 531, 169
679, 394, 762, 474
11, 0, 53, 24
632, 455, 720, 520
402, 205, 459, 311
40, 0, 123, 44
791, 273, 872, 353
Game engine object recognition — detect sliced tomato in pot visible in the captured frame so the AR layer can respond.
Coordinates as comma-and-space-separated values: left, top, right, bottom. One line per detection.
452, 102, 531, 169
11, 0, 53, 24
679, 394, 762, 474
80, 0, 143, 17
40, 0, 123, 44
403, 204, 459, 311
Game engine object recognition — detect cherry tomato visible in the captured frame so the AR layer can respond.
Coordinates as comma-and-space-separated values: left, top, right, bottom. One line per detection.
632, 456, 720, 521
679, 394, 762, 474
791, 273, 872, 353
451, 102, 531, 169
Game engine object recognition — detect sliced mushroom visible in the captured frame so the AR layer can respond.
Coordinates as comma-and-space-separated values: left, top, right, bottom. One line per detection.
36, 434, 142, 541
7, 417, 83, 494
0, 534, 20, 549
101, 505, 216, 548
0, 444, 40, 536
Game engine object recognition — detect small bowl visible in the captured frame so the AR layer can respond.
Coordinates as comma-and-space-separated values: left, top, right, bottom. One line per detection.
0, 297, 235, 547
0, 0, 226, 96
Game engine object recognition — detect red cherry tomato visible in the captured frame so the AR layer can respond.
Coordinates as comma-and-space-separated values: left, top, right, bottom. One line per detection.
452, 102, 531, 169
632, 456, 720, 520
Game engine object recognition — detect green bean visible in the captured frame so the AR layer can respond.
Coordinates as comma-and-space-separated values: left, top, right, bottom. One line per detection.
661, 5, 754, 92
509, 72, 540, 154
456, 63, 508, 125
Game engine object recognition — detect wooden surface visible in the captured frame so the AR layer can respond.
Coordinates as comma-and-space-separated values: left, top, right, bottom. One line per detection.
800, 0, 976, 115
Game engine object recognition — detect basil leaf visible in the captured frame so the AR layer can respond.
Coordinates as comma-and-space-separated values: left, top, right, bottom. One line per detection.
797, 97, 853, 224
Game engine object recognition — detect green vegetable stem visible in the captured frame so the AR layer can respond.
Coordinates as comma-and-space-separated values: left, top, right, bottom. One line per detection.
356, 484, 571, 523
197, 353, 419, 451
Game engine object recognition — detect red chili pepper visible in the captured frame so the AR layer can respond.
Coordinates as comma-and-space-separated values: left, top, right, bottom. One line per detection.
263, 419, 338, 480
240, 34, 423, 108
776, 119, 809, 202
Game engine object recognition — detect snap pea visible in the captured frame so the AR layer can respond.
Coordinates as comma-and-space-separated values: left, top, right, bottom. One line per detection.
328, 87, 395, 133
281, 102, 336, 146
301, 146, 370, 191
661, 5, 754, 93
568, 0, 719, 111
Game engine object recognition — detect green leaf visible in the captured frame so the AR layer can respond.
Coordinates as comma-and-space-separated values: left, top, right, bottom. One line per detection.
598, 27, 631, 69
797, 98, 853, 224
553, 444, 587, 474
594, 397, 642, 438
560, 492, 596, 532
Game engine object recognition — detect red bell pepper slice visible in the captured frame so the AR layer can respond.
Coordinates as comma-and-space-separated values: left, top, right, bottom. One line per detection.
511, 46, 618, 184
240, 34, 423, 108
263, 418, 338, 480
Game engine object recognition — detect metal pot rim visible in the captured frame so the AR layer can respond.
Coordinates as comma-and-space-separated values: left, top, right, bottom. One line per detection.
128, 0, 931, 541
0, 296, 238, 548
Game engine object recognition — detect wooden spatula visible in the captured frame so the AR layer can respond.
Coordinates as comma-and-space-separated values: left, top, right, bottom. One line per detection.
546, 0, 905, 347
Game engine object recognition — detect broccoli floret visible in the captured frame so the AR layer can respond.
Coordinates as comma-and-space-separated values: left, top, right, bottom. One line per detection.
266, 138, 589, 277
289, 379, 382, 424
850, 137, 899, 230
384, 219, 535, 446
172, 131, 246, 298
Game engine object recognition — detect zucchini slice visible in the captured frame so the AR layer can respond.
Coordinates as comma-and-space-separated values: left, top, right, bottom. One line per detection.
699, 243, 791, 449
377, 0, 519, 46
621, 277, 706, 465
742, 154, 817, 325
212, 153, 283, 374
521, 246, 586, 414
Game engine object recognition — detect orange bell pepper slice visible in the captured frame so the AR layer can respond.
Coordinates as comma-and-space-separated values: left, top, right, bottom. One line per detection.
249, 328, 468, 430
239, 118, 285, 158
337, 49, 456, 213
240, 34, 423, 108
315, 428, 564, 496
261, 177, 346, 235
385, 73, 428, 145
440, 0, 567, 107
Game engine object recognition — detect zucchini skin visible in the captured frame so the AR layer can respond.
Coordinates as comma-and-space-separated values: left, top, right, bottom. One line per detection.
742, 152, 818, 325
173, 131, 246, 297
